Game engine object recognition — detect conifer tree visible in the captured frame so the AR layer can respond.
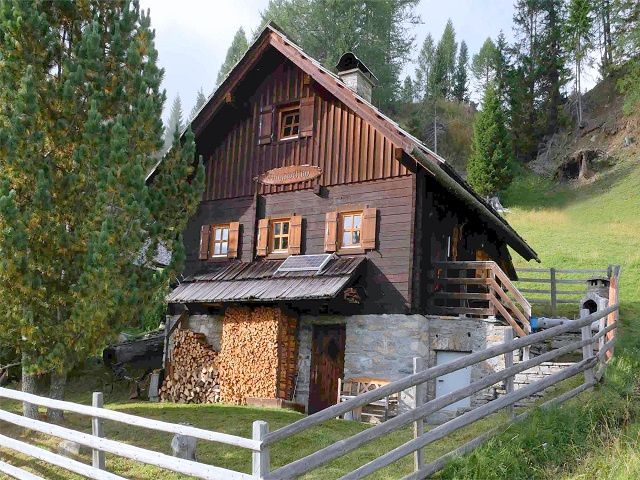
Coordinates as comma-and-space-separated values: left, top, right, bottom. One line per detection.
430, 19, 457, 99
189, 87, 207, 121
259, 0, 420, 109
467, 82, 514, 198
400, 75, 416, 104
215, 27, 249, 87
0, 0, 204, 419
453, 40, 469, 102
567, 0, 595, 125
415, 33, 435, 99
164, 94, 184, 152
471, 37, 497, 94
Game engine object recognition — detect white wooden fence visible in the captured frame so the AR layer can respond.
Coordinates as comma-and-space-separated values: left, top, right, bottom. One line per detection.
0, 303, 620, 480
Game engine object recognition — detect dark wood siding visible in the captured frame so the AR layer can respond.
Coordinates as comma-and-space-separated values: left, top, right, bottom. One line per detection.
183, 196, 255, 277
263, 176, 414, 313
198, 53, 409, 201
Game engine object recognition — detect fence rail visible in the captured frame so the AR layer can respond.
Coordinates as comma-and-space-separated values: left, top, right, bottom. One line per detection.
514, 265, 615, 316
0, 268, 621, 480
0, 387, 259, 480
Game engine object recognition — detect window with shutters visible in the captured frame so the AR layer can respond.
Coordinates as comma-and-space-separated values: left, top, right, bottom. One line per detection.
325, 207, 376, 254
199, 222, 240, 260
339, 212, 363, 248
279, 106, 300, 140
210, 225, 230, 256
271, 219, 290, 253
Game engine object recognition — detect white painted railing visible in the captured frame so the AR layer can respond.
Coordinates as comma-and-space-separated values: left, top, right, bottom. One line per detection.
0, 387, 261, 480
0, 297, 621, 480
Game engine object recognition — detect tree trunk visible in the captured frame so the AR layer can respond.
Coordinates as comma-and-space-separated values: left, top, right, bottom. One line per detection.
21, 352, 39, 419
47, 370, 67, 423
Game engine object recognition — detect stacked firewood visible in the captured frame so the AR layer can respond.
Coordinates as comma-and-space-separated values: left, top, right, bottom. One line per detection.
159, 329, 220, 404
218, 306, 279, 404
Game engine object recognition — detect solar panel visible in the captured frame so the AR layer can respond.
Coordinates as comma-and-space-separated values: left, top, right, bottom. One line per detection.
276, 254, 334, 274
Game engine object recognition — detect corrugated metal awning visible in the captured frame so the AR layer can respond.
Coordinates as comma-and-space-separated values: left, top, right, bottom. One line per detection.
167, 256, 365, 304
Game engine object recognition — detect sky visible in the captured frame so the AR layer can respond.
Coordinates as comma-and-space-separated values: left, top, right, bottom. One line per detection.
139, 0, 595, 125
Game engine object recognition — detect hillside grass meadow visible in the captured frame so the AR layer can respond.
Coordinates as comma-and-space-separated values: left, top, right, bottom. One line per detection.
436, 147, 640, 479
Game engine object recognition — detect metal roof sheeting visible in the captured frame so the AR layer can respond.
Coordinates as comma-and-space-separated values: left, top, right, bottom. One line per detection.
167, 256, 365, 304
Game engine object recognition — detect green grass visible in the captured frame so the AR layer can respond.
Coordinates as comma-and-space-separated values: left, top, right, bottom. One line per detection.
0, 371, 517, 480
3, 151, 640, 480
434, 148, 640, 479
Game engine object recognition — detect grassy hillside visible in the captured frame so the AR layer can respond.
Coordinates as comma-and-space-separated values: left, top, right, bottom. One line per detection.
437, 77, 640, 478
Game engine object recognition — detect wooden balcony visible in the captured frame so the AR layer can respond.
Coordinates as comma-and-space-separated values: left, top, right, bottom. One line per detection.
431, 261, 532, 337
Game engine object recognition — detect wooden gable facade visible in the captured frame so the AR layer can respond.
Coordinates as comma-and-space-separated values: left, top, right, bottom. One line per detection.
168, 24, 538, 316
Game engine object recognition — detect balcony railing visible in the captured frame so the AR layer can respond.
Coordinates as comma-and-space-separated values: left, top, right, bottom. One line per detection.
431, 261, 532, 337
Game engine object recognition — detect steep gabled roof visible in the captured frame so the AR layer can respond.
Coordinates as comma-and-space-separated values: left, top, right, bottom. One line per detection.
150, 22, 539, 262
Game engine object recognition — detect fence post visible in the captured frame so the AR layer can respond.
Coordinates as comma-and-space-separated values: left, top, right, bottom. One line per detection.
92, 392, 105, 470
550, 267, 557, 317
488, 267, 496, 318
580, 309, 595, 386
503, 329, 515, 419
413, 357, 424, 471
253, 420, 270, 479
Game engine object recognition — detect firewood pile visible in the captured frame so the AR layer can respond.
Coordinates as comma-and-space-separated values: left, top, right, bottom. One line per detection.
218, 306, 280, 404
159, 329, 220, 404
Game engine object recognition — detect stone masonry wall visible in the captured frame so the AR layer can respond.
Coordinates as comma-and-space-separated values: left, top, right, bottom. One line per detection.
294, 314, 429, 412
426, 317, 509, 410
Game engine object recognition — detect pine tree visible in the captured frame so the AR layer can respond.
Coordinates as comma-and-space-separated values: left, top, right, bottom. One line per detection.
613, 0, 640, 114
467, 82, 514, 198
566, 0, 595, 125
400, 75, 415, 104
415, 33, 435, 99
189, 87, 207, 121
164, 94, 184, 152
453, 40, 469, 102
471, 38, 497, 94
216, 27, 249, 87
0, 1, 204, 418
430, 19, 457, 99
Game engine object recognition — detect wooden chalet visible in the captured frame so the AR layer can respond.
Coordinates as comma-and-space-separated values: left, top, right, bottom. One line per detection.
154, 23, 539, 415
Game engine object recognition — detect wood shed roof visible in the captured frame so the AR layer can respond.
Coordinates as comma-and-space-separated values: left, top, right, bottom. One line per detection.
166, 256, 364, 304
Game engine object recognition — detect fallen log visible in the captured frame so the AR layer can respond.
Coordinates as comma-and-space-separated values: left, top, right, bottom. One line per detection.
103, 333, 165, 377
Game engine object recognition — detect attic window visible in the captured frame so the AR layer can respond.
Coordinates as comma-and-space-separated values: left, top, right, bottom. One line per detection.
279, 106, 300, 140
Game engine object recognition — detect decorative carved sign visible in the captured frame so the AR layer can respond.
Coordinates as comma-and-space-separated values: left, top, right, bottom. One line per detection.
256, 165, 322, 186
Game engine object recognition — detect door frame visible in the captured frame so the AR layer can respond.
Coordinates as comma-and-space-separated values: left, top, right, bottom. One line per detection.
308, 323, 346, 414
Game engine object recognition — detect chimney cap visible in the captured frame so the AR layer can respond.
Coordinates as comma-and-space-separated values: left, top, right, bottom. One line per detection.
336, 52, 379, 85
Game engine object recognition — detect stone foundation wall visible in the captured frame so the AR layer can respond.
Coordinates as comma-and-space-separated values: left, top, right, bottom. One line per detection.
425, 316, 509, 409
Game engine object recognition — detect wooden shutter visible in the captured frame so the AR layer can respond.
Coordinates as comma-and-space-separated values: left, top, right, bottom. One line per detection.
324, 211, 338, 252
227, 222, 240, 259
199, 225, 210, 260
361, 208, 377, 250
299, 97, 315, 138
257, 218, 270, 256
258, 106, 273, 145
288, 215, 303, 255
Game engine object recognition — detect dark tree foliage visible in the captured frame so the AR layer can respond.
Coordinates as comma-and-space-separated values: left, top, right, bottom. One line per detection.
259, 0, 420, 110
215, 27, 249, 87
467, 82, 514, 198
190, 88, 207, 121
453, 40, 469, 102
430, 19, 458, 99
164, 94, 184, 152
0, 0, 204, 415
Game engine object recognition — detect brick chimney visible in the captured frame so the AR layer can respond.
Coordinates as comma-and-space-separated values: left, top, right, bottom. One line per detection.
336, 52, 378, 103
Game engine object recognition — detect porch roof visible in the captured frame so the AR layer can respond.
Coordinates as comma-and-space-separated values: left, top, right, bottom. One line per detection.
167, 256, 365, 304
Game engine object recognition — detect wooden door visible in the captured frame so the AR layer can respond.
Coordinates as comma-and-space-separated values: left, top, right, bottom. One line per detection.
308, 324, 346, 414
